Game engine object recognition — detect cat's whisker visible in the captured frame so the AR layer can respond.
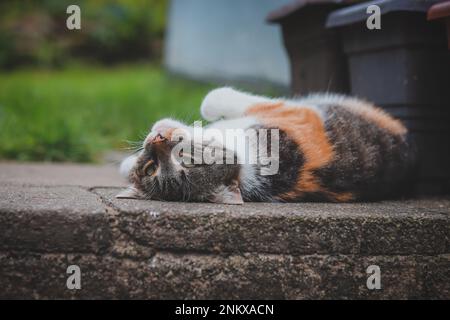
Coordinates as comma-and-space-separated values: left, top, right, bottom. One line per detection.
131, 147, 144, 154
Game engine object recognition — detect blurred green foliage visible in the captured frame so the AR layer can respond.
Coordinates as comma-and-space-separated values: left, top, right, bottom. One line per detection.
0, 0, 167, 68
0, 64, 212, 162
0, 1, 214, 163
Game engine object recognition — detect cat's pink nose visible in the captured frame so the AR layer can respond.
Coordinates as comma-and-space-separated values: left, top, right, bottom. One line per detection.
152, 133, 166, 144
145, 133, 169, 150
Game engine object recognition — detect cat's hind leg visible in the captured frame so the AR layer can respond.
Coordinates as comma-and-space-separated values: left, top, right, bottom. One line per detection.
200, 87, 276, 121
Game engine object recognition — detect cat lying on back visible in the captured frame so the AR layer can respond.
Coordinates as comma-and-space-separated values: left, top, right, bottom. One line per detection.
117, 87, 416, 204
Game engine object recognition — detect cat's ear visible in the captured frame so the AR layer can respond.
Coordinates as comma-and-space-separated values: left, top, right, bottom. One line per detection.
115, 186, 142, 199
210, 182, 244, 205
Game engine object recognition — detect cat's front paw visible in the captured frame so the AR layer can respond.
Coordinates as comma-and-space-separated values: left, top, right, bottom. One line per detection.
201, 87, 238, 121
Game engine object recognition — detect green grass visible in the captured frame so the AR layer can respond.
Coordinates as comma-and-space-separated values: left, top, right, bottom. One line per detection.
0, 64, 213, 162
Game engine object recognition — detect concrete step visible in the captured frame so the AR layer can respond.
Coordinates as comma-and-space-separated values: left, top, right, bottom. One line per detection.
0, 163, 449, 299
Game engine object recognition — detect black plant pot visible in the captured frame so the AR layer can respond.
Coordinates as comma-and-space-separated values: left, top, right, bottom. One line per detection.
267, 0, 353, 95
327, 0, 450, 195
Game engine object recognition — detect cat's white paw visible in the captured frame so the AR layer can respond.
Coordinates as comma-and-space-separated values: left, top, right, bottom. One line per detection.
200, 87, 242, 121
201, 87, 272, 121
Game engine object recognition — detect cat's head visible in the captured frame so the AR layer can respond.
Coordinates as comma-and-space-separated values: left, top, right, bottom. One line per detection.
117, 130, 243, 204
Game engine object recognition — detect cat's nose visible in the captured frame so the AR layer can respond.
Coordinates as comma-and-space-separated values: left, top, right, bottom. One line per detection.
145, 133, 167, 147
153, 133, 166, 144
145, 133, 172, 155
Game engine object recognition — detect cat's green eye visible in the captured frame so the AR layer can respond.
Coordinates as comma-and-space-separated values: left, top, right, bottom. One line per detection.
143, 160, 156, 175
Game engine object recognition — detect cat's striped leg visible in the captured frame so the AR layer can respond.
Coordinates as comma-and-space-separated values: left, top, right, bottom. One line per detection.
200, 87, 276, 121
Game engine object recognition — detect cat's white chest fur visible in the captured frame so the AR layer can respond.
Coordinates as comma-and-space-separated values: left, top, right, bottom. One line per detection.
206, 116, 258, 158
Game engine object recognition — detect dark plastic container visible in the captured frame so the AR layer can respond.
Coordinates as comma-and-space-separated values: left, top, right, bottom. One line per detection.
267, 0, 353, 95
428, 1, 450, 49
327, 0, 450, 194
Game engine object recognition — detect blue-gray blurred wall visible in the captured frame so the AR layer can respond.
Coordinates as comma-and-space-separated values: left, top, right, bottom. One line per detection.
165, 0, 292, 87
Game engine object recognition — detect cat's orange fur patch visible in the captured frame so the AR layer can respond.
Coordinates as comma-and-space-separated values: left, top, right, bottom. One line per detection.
344, 101, 407, 136
327, 191, 354, 202
246, 103, 352, 202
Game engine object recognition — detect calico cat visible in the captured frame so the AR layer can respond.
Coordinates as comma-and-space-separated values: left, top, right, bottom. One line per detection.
117, 87, 416, 204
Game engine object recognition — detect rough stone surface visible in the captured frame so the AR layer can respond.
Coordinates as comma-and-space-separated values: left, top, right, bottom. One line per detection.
0, 162, 125, 187
0, 185, 111, 254
94, 188, 450, 256
1, 252, 448, 299
0, 163, 449, 299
